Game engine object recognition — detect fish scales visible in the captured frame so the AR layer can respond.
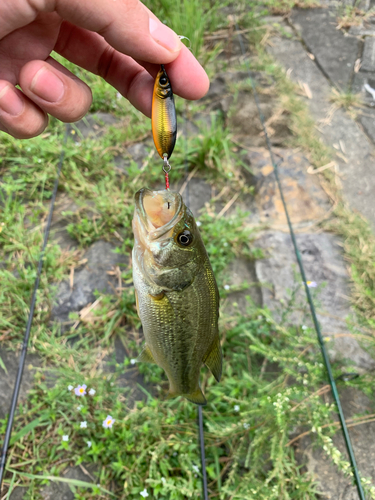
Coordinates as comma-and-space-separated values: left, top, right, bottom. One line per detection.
132, 188, 222, 405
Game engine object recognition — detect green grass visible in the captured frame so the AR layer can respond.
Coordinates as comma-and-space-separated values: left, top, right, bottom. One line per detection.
143, 0, 226, 61
3, 302, 375, 499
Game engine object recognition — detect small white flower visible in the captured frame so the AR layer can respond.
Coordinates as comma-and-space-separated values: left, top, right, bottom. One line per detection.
243, 423, 250, 430
62, 435, 69, 442
130, 359, 136, 365
68, 385, 73, 391
103, 415, 115, 429
80, 421, 87, 428
304, 281, 317, 288
196, 221, 201, 227
74, 384, 87, 396
87, 441, 92, 448
161, 477, 166, 485
140, 489, 149, 498
302, 325, 308, 330
224, 284, 230, 290
172, 451, 178, 456
234, 405, 240, 412
192, 465, 199, 474
77, 405, 83, 411
89, 388, 96, 396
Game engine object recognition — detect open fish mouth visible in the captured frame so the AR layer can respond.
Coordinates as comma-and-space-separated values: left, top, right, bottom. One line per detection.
134, 188, 184, 240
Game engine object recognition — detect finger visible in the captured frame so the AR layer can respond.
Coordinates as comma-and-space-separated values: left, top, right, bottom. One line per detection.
0, 0, 182, 64
19, 58, 93, 122
139, 46, 210, 100
0, 82, 48, 139
55, 23, 209, 116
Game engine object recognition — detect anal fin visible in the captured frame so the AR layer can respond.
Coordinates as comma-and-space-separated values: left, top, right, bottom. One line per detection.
184, 388, 207, 406
168, 388, 207, 406
137, 344, 156, 364
204, 336, 222, 382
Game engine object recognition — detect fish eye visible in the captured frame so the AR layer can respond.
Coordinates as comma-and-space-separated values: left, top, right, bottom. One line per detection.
159, 76, 168, 86
177, 230, 193, 247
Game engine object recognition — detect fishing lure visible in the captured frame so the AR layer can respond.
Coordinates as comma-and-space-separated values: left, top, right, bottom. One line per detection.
151, 65, 177, 162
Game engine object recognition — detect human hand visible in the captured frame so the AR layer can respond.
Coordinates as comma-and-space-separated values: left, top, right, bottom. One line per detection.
0, 0, 209, 139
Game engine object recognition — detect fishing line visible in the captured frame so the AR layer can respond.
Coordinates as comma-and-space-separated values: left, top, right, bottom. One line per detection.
198, 406, 209, 500
0, 125, 69, 491
234, 21, 366, 499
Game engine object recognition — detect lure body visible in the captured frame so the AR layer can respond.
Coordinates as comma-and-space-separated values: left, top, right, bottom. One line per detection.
132, 188, 222, 405
151, 66, 177, 160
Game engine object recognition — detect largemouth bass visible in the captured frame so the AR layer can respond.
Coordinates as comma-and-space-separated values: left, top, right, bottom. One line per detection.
132, 188, 222, 405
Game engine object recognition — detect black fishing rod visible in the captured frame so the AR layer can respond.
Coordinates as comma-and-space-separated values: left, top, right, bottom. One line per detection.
0, 127, 68, 491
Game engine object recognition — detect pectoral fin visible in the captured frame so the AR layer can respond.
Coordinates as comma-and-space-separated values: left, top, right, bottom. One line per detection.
204, 336, 222, 382
138, 344, 156, 364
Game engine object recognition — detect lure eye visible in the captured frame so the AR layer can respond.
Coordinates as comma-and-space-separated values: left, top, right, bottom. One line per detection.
159, 76, 168, 86
177, 230, 193, 247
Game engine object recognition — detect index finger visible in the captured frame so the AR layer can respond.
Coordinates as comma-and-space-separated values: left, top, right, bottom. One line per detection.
0, 0, 182, 64
55, 22, 210, 114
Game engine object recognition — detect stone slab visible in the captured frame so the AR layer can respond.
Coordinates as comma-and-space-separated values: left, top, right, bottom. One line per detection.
73, 112, 119, 139
268, 34, 375, 232
255, 231, 375, 371
0, 349, 41, 419
203, 71, 290, 147
52, 241, 129, 324
114, 140, 153, 174
243, 147, 330, 228
178, 177, 213, 217
358, 105, 375, 144
223, 258, 263, 315
9, 464, 98, 500
294, 387, 375, 499
104, 335, 153, 405
351, 71, 375, 103
361, 36, 375, 72
291, 8, 360, 89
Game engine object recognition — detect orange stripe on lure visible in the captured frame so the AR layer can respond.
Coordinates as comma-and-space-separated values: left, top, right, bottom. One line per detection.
151, 65, 177, 160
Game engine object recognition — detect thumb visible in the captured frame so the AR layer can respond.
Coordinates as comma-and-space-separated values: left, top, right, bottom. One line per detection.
0, 0, 182, 64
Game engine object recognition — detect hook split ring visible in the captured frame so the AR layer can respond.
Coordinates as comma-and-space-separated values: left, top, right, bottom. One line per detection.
163, 154, 172, 174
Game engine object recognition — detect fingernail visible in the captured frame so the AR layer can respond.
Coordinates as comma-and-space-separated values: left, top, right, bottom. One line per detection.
149, 18, 181, 53
0, 85, 24, 116
31, 67, 64, 102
